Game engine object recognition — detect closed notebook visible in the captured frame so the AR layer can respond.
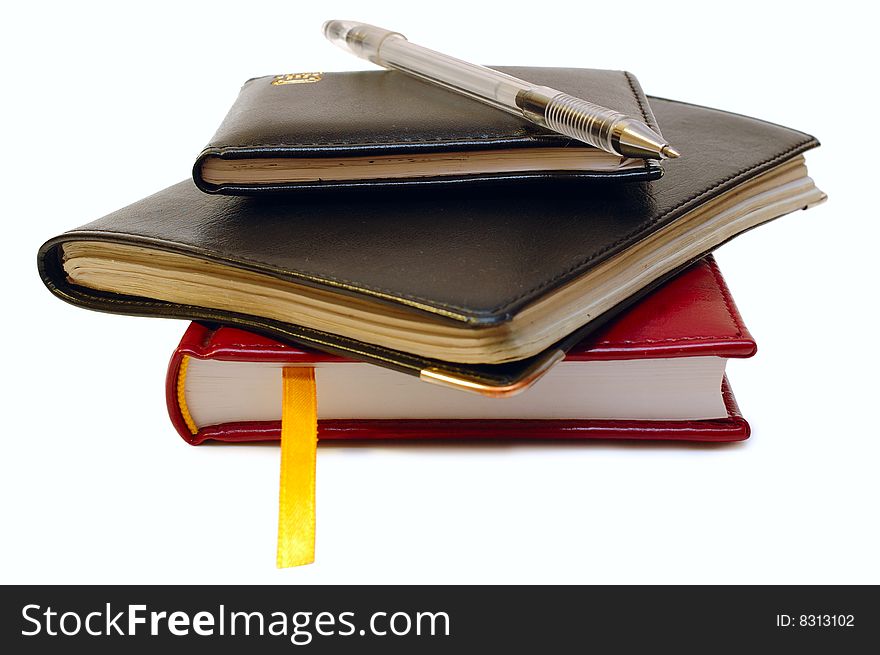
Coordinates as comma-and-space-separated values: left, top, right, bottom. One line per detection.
169, 256, 754, 445
38, 96, 825, 396
192, 67, 664, 193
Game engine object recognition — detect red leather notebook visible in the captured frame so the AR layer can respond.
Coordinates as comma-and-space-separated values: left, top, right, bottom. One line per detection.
167, 256, 755, 445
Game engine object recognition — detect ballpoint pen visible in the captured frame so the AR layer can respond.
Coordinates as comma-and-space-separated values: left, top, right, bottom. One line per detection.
323, 20, 679, 160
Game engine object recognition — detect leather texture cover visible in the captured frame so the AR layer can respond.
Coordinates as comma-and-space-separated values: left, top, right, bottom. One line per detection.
167, 257, 753, 444
38, 97, 817, 387
193, 67, 663, 193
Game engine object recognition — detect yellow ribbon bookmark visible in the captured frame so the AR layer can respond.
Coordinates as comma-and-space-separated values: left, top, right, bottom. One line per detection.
277, 367, 318, 568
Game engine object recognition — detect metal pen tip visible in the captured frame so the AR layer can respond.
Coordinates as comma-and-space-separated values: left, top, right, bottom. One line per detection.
660, 145, 681, 159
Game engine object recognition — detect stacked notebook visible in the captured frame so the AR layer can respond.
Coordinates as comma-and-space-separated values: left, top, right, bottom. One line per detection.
168, 256, 754, 444
38, 65, 825, 565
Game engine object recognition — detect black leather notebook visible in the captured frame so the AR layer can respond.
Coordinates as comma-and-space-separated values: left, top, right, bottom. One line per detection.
39, 97, 825, 396
192, 67, 663, 194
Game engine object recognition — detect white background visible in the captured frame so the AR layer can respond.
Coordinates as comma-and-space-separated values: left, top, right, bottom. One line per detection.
2, 0, 878, 584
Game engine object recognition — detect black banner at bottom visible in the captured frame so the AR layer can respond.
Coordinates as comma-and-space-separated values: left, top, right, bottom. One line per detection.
2, 585, 876, 652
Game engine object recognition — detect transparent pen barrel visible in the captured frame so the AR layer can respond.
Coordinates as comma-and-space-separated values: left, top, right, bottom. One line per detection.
323, 20, 531, 108
379, 39, 627, 153
377, 37, 531, 113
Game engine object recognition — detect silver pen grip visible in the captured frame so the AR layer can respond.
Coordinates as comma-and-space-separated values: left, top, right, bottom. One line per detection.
543, 93, 627, 155
517, 88, 673, 159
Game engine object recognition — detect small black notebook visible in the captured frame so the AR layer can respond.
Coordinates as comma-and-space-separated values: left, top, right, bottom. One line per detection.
39, 97, 824, 396
192, 67, 663, 194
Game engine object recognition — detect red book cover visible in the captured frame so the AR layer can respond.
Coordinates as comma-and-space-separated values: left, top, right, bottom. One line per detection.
167, 256, 755, 444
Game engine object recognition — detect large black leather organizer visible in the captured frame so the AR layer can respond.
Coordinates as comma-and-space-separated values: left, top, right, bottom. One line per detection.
39, 98, 819, 388
193, 67, 663, 193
